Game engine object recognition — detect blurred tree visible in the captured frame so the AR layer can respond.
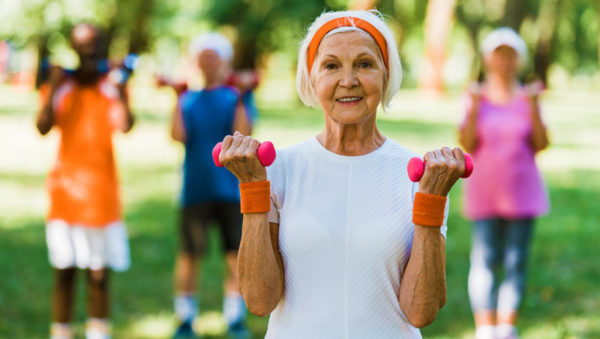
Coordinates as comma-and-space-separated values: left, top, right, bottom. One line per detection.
105, 0, 156, 55
419, 0, 458, 93
596, 0, 600, 62
552, 0, 599, 76
1, 0, 596, 90
203, 0, 345, 70
454, 0, 598, 86
0, 0, 172, 87
455, 0, 504, 81
532, 0, 560, 84
502, 0, 528, 31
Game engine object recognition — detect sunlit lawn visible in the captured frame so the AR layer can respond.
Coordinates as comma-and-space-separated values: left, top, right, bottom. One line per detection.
1, 78, 599, 338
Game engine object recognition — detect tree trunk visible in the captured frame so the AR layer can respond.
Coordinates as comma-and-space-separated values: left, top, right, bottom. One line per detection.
419, 0, 458, 94
233, 36, 259, 70
502, 0, 528, 31
454, 4, 483, 82
128, 0, 154, 54
533, 0, 560, 84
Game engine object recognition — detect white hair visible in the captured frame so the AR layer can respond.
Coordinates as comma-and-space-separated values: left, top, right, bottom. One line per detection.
189, 32, 233, 61
296, 10, 402, 111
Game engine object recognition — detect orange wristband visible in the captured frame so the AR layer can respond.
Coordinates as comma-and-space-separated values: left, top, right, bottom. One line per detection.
239, 180, 271, 214
412, 192, 447, 227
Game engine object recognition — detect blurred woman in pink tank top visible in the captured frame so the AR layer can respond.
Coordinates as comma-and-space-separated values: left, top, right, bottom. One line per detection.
459, 27, 550, 339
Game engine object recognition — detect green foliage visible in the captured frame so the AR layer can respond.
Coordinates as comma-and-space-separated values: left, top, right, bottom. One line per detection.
1, 0, 596, 81
453, 0, 598, 77
552, 0, 599, 73
203, 0, 345, 68
1, 81, 600, 337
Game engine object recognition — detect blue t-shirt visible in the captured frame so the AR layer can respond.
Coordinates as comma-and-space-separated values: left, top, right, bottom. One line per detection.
240, 90, 258, 122
179, 86, 254, 206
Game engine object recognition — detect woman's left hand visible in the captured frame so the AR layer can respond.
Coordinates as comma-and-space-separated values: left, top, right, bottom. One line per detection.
418, 147, 467, 196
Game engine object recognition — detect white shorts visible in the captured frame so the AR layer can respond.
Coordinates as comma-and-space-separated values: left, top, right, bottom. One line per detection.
46, 220, 130, 272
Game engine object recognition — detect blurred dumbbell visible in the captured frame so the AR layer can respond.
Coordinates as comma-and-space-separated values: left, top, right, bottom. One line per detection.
212, 141, 276, 167
408, 153, 473, 182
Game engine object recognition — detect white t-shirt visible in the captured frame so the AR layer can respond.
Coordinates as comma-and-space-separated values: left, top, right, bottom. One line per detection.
266, 137, 448, 339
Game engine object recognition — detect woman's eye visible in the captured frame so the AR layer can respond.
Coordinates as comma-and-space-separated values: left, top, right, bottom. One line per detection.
325, 63, 338, 70
358, 62, 372, 69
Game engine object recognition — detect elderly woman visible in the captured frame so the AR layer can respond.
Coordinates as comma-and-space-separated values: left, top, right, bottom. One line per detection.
218, 10, 468, 338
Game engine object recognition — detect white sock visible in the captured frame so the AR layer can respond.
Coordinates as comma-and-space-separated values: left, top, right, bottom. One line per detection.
86, 318, 111, 339
174, 294, 198, 323
496, 324, 518, 339
474, 325, 496, 339
223, 293, 246, 326
50, 323, 72, 339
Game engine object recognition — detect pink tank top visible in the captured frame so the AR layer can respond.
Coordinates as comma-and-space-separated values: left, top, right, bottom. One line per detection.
461, 89, 549, 220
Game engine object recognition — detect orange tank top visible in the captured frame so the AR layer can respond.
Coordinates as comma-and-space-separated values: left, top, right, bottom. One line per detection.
41, 79, 124, 227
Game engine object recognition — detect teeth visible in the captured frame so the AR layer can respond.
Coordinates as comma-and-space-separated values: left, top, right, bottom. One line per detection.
337, 97, 361, 102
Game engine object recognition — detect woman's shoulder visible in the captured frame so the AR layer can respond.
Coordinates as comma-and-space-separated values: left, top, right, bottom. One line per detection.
276, 138, 315, 154
379, 139, 420, 161
266, 139, 314, 192
270, 139, 315, 167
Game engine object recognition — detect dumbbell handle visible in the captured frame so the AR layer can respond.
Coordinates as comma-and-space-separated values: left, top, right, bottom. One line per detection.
212, 141, 276, 167
408, 153, 474, 182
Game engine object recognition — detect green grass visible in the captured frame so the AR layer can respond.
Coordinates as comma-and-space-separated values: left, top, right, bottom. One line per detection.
0, 83, 599, 338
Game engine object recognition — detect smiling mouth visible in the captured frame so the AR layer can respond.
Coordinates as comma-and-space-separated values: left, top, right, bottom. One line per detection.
336, 96, 363, 103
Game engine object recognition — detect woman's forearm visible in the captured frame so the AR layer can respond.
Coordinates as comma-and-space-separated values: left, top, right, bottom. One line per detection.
529, 102, 549, 152
399, 226, 447, 328
117, 86, 135, 133
237, 214, 284, 317
459, 112, 478, 153
36, 103, 54, 135
36, 85, 60, 135
170, 107, 186, 142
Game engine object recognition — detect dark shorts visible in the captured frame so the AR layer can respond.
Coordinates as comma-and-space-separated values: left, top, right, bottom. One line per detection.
179, 201, 242, 255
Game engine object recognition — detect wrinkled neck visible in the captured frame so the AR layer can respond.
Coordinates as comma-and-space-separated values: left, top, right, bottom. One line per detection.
317, 115, 385, 156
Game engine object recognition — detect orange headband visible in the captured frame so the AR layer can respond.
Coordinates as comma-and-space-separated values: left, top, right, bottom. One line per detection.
307, 17, 389, 74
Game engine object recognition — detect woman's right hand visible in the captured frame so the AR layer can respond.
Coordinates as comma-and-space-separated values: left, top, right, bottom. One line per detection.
220, 131, 268, 183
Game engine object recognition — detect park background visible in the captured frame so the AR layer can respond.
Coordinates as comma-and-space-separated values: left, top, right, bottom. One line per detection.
0, 0, 598, 338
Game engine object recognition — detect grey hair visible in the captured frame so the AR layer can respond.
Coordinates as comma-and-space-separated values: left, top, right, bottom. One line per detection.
296, 10, 402, 111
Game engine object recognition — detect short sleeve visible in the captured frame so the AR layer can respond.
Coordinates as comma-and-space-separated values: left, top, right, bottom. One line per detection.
241, 91, 259, 123
100, 81, 126, 132
48, 81, 75, 125
268, 192, 280, 224
267, 156, 282, 224
178, 91, 197, 139
441, 198, 449, 239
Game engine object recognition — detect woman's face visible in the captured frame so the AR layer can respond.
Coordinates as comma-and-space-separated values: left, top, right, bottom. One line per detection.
485, 45, 519, 77
312, 30, 386, 125
198, 49, 225, 83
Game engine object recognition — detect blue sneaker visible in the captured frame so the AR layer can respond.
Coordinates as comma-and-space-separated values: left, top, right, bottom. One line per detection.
173, 321, 198, 339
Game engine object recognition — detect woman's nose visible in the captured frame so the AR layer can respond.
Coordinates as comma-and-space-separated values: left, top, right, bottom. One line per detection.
339, 68, 359, 88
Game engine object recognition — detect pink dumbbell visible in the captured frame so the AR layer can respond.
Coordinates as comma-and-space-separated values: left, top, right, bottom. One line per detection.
407, 153, 474, 182
212, 141, 276, 167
